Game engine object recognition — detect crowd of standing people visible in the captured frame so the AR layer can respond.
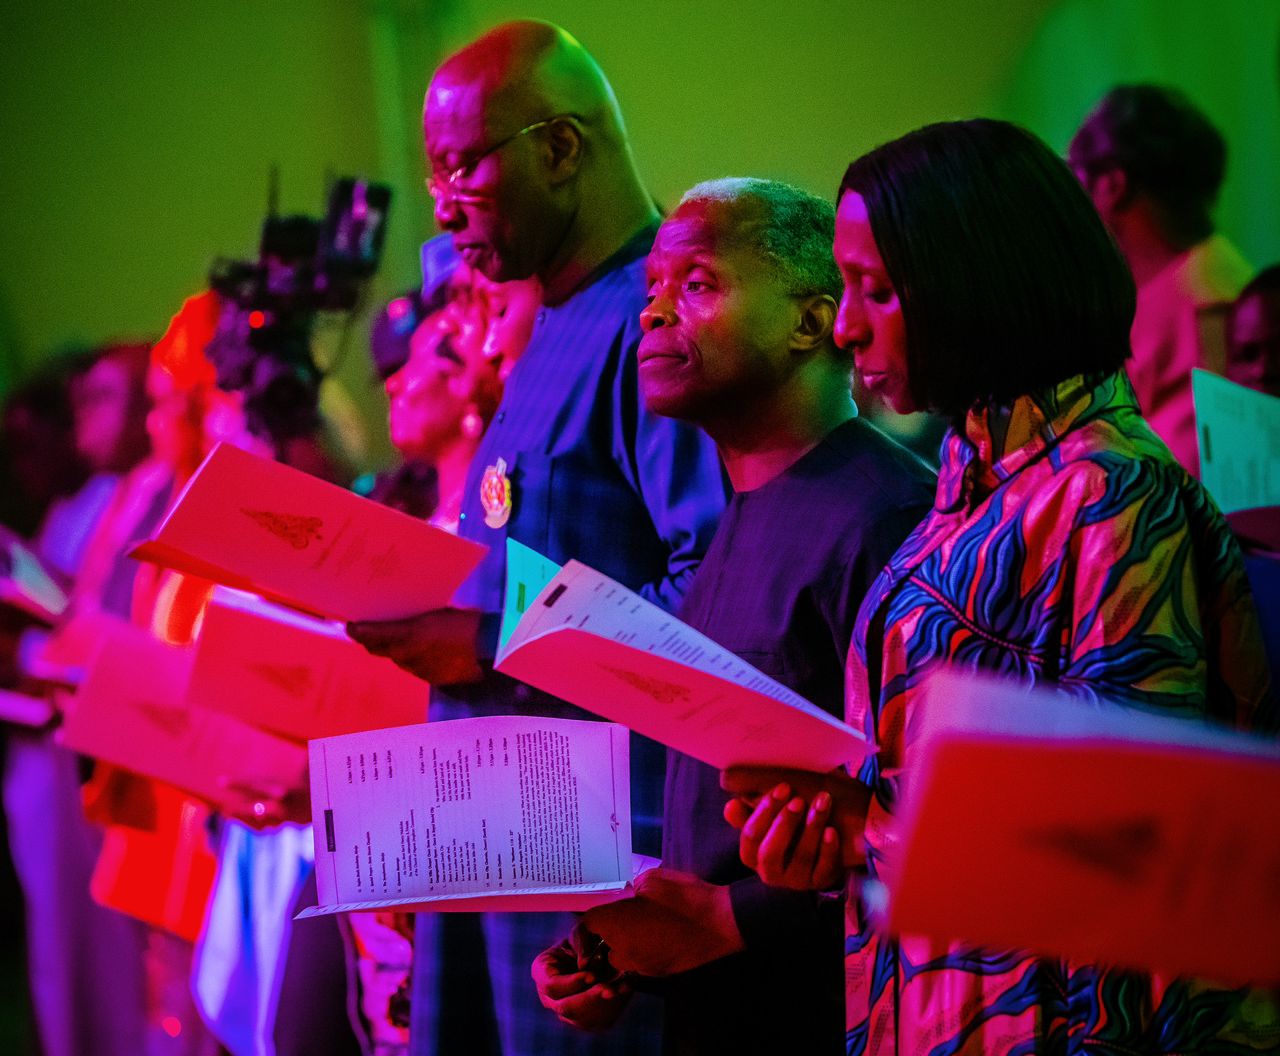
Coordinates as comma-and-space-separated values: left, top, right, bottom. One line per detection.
2, 18, 1277, 1056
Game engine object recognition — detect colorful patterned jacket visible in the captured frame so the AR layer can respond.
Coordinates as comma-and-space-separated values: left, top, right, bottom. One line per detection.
844, 371, 1276, 1055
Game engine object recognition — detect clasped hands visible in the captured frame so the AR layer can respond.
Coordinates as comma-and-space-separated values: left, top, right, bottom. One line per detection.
720, 765, 872, 890
532, 868, 744, 1031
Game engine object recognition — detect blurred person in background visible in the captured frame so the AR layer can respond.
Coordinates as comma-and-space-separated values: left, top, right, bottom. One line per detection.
0, 361, 90, 687
1226, 264, 1280, 397
349, 256, 538, 1055
1070, 84, 1252, 475
0, 356, 92, 1054
194, 256, 538, 1056
383, 260, 539, 531
362, 284, 443, 522
3, 341, 154, 1056
1222, 265, 1280, 692
145, 289, 361, 1056
0, 359, 90, 539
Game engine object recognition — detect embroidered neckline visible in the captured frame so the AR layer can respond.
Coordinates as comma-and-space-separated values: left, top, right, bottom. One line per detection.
935, 371, 1137, 513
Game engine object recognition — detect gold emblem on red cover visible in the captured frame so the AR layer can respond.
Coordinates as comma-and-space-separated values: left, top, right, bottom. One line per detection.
240, 509, 323, 550
480, 457, 513, 529
599, 664, 691, 706
249, 662, 314, 700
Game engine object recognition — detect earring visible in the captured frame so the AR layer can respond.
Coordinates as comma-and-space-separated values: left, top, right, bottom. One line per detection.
460, 406, 484, 440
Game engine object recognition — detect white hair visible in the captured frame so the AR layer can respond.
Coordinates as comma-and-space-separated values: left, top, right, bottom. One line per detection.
678, 177, 841, 299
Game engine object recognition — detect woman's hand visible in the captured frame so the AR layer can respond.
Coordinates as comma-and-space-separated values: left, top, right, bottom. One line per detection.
721, 767, 871, 890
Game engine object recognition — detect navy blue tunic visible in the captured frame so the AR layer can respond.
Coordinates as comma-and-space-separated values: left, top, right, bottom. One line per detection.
413, 226, 727, 1056
431, 225, 728, 854
660, 415, 934, 1054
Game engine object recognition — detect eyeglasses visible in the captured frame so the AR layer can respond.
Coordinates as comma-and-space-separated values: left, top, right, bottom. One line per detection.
426, 116, 572, 204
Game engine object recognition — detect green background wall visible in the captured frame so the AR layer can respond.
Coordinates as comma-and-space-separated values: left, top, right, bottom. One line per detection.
3, 0, 1277, 467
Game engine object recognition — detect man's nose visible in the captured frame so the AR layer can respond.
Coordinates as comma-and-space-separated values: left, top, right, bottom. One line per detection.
433, 194, 465, 232
640, 291, 675, 332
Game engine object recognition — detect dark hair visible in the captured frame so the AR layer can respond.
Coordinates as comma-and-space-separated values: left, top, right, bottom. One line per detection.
1229, 263, 1280, 370
1235, 263, 1280, 307
1, 358, 90, 533
92, 341, 152, 380
1069, 84, 1226, 246
840, 118, 1135, 417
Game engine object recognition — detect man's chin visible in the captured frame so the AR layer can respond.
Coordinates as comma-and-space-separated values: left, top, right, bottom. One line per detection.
639, 380, 702, 424
456, 243, 525, 283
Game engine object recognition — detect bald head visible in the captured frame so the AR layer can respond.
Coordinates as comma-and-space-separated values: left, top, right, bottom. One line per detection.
428, 21, 624, 142
423, 21, 655, 298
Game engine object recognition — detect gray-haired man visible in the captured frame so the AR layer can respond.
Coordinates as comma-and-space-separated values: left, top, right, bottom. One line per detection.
533, 179, 935, 1053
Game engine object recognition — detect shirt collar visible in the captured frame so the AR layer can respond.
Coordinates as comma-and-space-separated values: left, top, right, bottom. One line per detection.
934, 371, 1137, 513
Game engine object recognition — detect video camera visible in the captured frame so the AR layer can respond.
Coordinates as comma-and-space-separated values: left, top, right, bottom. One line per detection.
206, 177, 391, 441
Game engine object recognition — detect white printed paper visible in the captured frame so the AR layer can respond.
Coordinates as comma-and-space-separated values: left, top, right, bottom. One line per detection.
1193, 368, 1280, 513
303, 716, 634, 915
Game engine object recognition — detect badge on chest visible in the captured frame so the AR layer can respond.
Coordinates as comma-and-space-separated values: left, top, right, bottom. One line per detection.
480, 457, 513, 529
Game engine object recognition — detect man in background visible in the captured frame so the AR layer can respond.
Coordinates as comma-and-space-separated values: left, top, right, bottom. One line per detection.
348, 20, 726, 1056
1070, 83, 1252, 473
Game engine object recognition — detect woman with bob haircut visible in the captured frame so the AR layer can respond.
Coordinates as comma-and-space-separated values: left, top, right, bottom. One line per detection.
723, 119, 1275, 1054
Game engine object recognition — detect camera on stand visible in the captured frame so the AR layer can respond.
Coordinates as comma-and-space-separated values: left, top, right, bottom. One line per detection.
206, 177, 391, 443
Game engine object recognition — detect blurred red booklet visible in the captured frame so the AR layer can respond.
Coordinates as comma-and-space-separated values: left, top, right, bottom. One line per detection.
57, 616, 306, 814
889, 669, 1280, 985
130, 442, 486, 621
186, 588, 429, 742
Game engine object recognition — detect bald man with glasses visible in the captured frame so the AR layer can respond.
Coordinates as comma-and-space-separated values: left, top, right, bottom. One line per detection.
348, 19, 727, 1056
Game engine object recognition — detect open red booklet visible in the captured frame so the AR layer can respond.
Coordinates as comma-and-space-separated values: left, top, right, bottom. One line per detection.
494, 543, 867, 772
57, 616, 307, 814
130, 442, 486, 621
186, 588, 429, 742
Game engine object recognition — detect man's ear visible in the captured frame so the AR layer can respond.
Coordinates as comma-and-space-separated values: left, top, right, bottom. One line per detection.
1090, 166, 1131, 216
542, 118, 584, 185
791, 294, 837, 354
